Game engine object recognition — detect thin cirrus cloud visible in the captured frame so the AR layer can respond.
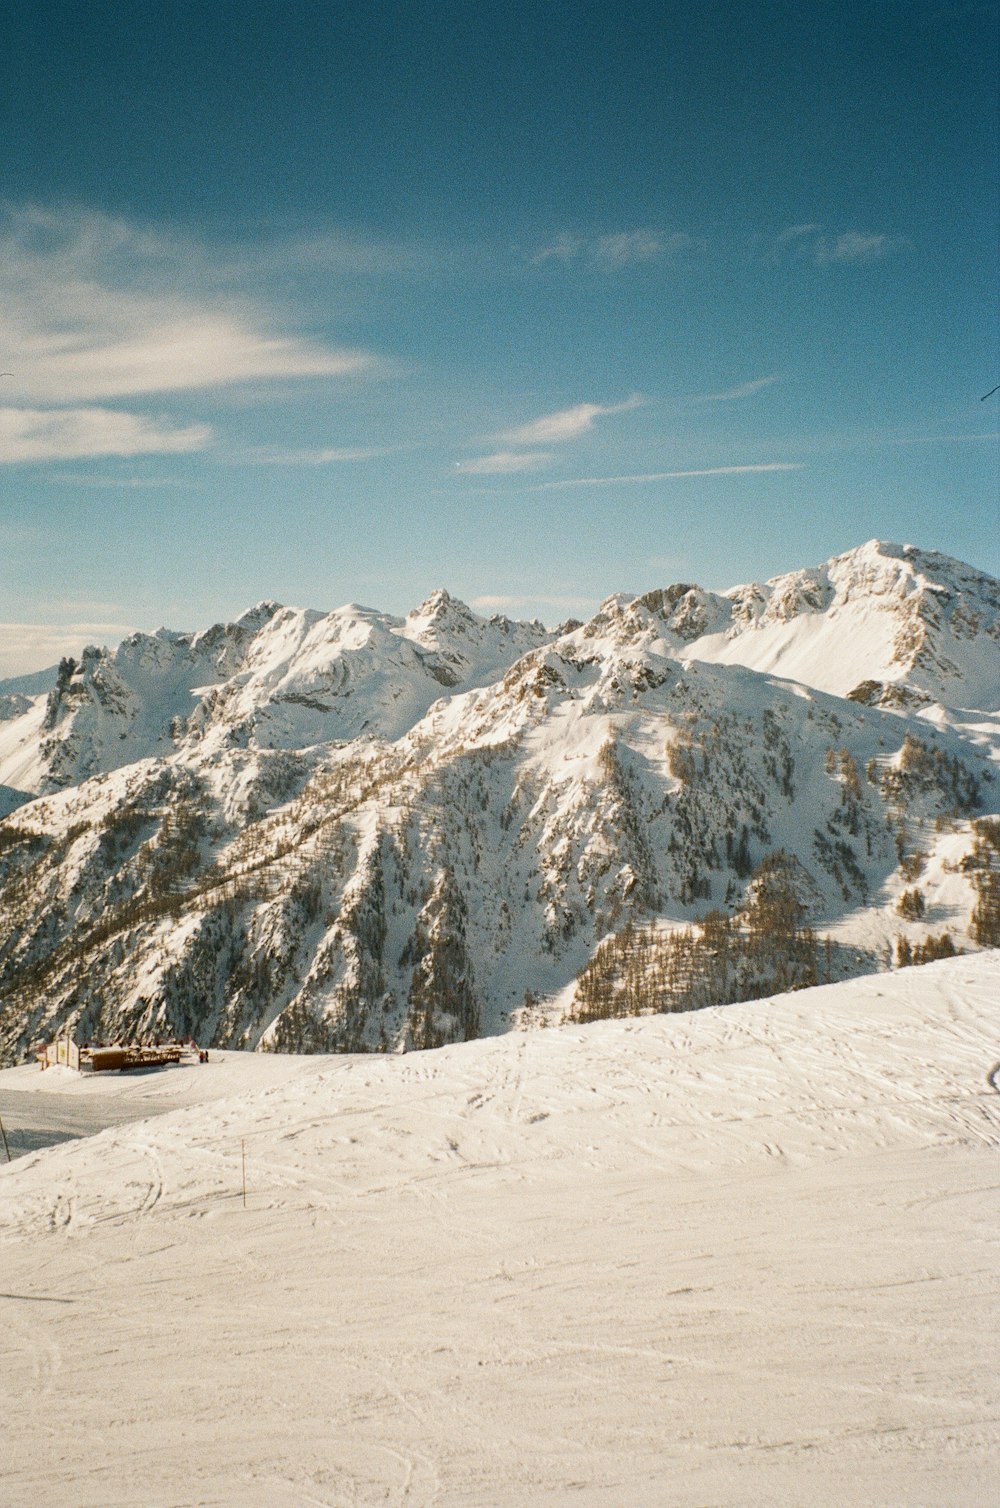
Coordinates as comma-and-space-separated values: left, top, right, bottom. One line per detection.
458, 398, 645, 473
814, 231, 896, 265
531, 232, 584, 265
896, 430, 1000, 446
0, 204, 382, 404
593, 231, 668, 268
502, 396, 644, 446
532, 230, 695, 269
247, 445, 391, 466
695, 375, 782, 403
0, 203, 385, 463
10, 319, 376, 405
46, 472, 199, 489
0, 407, 211, 464
774, 222, 822, 248
774, 223, 901, 265
470, 593, 595, 617
456, 396, 644, 476
454, 450, 555, 475
535, 462, 803, 490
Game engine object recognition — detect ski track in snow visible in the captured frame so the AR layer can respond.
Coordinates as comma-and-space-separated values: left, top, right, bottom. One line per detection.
0, 953, 999, 1506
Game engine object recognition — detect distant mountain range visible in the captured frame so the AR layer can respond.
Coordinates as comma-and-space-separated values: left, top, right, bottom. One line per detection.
1, 539, 997, 1063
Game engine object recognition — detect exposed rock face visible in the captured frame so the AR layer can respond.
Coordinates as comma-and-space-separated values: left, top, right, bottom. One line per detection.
0, 541, 996, 1064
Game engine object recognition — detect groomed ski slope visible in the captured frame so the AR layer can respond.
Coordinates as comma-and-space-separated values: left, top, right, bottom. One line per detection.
1, 953, 998, 1507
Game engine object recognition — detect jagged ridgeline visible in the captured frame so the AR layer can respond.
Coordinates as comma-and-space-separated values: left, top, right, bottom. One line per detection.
0, 541, 997, 1062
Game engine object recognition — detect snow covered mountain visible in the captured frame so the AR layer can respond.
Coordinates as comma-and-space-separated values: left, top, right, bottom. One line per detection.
0, 590, 550, 801
604, 539, 1000, 711
0, 540, 997, 1063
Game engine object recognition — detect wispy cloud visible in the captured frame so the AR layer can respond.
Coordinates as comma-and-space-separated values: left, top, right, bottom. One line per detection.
0, 407, 211, 463
536, 462, 803, 490
775, 223, 821, 248
773, 222, 903, 266
896, 430, 1000, 445
455, 450, 554, 475
46, 471, 199, 489
502, 396, 643, 446
593, 231, 670, 268
532, 230, 696, 270
457, 395, 646, 477
0, 620, 136, 679
24, 323, 372, 404
695, 375, 782, 402
531, 233, 585, 265
247, 445, 390, 466
814, 231, 896, 265
470, 593, 595, 617
0, 204, 383, 407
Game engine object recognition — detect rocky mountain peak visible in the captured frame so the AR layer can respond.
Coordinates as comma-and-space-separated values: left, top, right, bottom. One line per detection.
408, 587, 463, 626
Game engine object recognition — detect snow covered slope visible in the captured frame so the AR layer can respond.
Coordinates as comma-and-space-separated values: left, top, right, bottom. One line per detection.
1, 953, 997, 1506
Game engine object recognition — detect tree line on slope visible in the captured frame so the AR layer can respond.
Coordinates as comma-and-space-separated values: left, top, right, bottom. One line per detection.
567, 853, 842, 1023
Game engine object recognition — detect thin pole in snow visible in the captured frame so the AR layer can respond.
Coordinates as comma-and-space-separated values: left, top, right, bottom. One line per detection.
241, 1138, 247, 1209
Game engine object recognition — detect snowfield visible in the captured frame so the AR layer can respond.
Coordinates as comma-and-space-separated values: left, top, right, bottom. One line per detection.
2, 953, 998, 1507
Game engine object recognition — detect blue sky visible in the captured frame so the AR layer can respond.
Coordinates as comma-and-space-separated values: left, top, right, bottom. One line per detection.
1, 0, 997, 674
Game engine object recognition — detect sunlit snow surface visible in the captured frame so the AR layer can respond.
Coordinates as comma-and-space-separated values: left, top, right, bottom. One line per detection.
1, 954, 998, 1507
